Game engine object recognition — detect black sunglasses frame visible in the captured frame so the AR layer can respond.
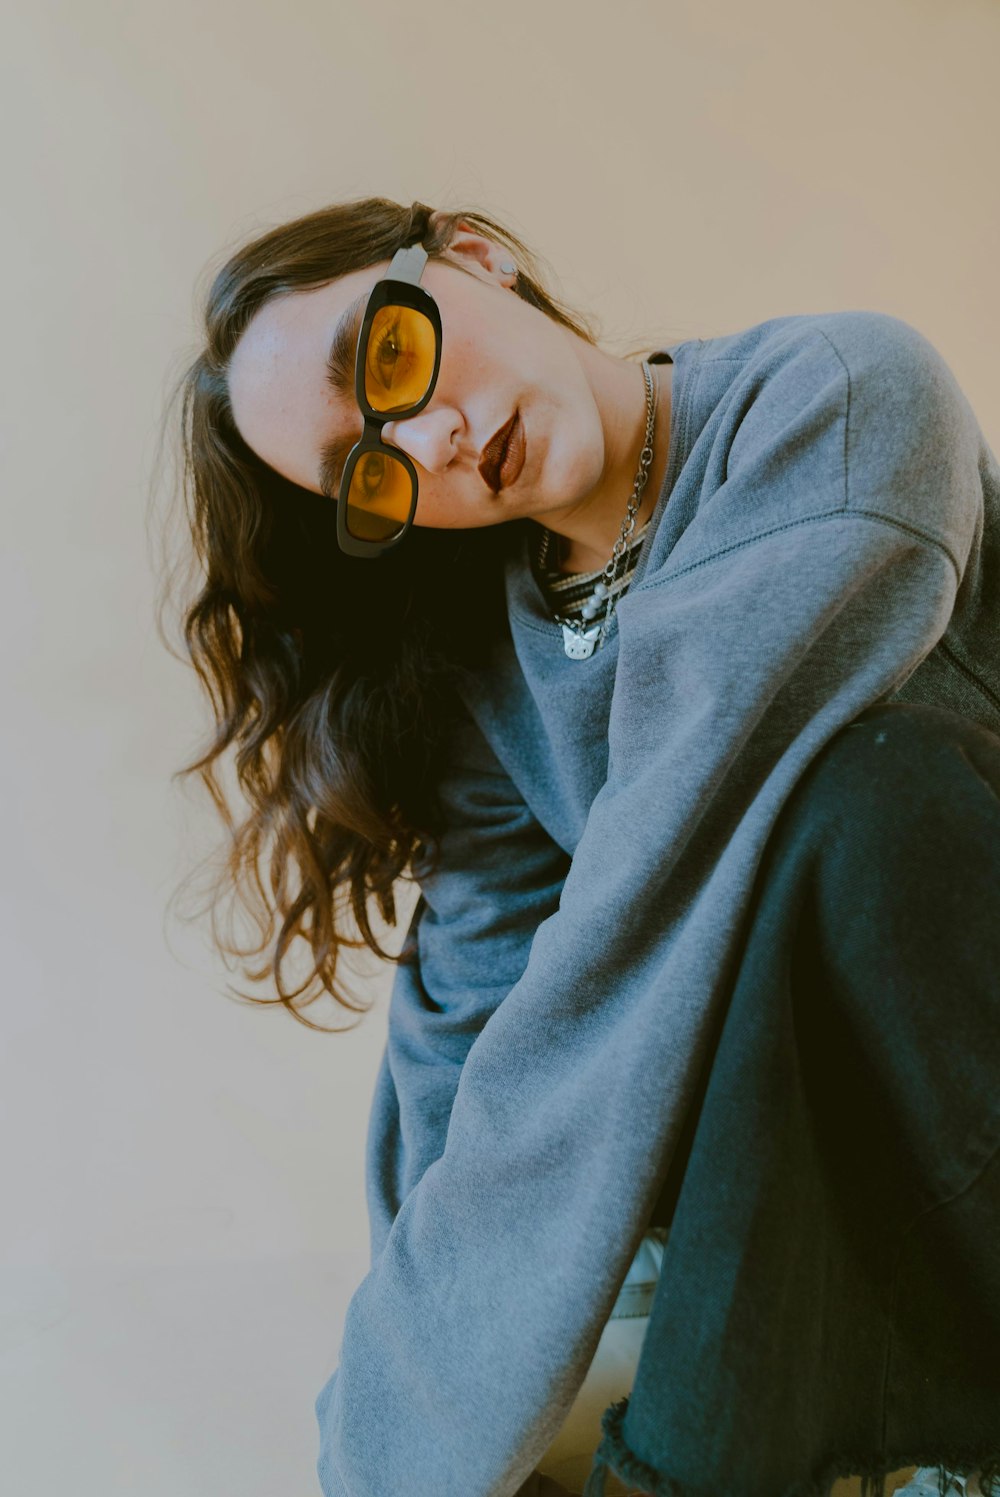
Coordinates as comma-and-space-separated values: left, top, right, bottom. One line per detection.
336, 242, 442, 559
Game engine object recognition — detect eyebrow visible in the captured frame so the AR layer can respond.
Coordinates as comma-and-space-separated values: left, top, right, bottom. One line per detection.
317, 292, 367, 500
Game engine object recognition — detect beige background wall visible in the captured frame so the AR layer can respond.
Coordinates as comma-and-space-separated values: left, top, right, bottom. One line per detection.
2, 1, 998, 1493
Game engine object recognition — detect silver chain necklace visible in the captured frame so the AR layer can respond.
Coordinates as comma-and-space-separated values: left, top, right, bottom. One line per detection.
536, 362, 657, 660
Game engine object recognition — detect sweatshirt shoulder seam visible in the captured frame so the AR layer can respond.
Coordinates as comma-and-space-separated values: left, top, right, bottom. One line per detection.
632, 507, 962, 597
694, 317, 844, 366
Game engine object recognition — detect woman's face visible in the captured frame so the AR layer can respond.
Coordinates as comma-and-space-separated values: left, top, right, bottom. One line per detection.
226, 224, 666, 556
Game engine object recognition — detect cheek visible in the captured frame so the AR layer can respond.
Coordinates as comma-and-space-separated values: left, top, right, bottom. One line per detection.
412, 482, 468, 530
449, 328, 500, 386
543, 399, 604, 491
417, 459, 508, 530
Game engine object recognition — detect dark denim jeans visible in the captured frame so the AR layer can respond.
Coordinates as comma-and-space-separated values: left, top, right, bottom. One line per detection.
583, 702, 1000, 1497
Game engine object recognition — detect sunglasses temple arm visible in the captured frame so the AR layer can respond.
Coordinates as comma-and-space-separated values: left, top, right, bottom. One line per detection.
386, 242, 428, 285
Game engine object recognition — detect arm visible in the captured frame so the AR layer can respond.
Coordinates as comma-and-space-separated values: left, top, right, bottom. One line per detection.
315, 313, 985, 1497
364, 704, 571, 1267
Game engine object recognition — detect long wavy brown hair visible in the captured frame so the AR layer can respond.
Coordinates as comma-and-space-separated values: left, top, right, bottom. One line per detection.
153, 195, 660, 1030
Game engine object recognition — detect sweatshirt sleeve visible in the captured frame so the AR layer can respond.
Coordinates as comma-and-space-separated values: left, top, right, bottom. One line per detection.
315, 312, 986, 1497
363, 707, 571, 1268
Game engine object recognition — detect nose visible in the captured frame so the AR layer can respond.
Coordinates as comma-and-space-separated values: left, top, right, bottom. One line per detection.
380, 407, 458, 474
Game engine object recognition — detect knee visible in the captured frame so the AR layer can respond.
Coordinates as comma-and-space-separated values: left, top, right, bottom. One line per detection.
791, 700, 1000, 870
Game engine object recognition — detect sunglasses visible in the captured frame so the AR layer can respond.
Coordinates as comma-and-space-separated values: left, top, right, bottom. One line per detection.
336, 242, 442, 558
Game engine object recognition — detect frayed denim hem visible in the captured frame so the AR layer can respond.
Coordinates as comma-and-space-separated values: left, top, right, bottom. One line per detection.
581, 1395, 1000, 1497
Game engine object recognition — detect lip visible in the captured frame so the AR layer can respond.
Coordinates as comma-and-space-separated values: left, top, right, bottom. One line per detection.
499, 410, 525, 490
479, 410, 520, 493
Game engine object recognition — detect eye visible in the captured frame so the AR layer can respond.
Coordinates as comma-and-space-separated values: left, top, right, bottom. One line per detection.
368, 320, 409, 387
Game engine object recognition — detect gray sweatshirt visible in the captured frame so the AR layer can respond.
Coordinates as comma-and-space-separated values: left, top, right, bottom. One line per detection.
315, 310, 1000, 1497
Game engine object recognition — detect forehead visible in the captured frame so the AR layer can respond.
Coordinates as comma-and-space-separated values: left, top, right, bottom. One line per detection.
226, 265, 383, 492
229, 267, 377, 407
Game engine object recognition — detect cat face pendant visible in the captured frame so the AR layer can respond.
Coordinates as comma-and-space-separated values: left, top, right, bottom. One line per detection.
561, 622, 602, 660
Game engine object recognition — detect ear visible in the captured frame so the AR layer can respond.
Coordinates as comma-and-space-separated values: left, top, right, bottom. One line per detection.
433, 216, 514, 286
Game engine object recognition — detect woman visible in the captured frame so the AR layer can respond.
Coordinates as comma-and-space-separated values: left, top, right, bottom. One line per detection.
158, 196, 1000, 1497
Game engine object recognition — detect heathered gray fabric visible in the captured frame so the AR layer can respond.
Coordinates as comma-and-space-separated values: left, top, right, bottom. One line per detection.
315, 310, 1000, 1497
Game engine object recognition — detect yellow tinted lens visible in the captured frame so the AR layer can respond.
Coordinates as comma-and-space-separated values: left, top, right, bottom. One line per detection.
364, 304, 437, 414
344, 450, 414, 541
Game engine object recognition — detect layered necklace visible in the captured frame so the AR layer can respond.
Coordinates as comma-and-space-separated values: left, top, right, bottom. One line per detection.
535, 362, 657, 660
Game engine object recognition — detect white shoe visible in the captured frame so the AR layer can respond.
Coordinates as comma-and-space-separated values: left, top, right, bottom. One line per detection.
894, 1468, 986, 1497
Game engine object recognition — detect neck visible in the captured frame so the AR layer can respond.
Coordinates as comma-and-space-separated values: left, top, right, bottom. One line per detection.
542, 512, 652, 576
535, 358, 673, 575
